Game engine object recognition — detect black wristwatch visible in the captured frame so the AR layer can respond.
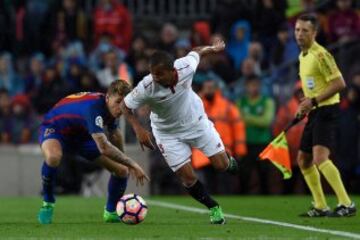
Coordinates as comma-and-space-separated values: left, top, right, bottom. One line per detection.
311, 97, 318, 108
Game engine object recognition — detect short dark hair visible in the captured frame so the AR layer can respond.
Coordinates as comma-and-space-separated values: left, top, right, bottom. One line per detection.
107, 80, 132, 96
149, 50, 174, 70
298, 14, 319, 31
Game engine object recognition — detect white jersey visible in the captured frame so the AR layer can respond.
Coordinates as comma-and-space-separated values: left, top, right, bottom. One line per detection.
124, 51, 207, 133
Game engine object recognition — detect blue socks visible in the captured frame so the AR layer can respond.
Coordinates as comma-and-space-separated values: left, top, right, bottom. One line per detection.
106, 175, 128, 212
41, 162, 58, 203
42, 161, 127, 211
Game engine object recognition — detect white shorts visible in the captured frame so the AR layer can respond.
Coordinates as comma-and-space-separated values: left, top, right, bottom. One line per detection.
152, 119, 225, 172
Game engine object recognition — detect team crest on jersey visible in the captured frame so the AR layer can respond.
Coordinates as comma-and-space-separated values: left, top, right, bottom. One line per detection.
44, 128, 55, 137
306, 77, 315, 90
95, 116, 104, 128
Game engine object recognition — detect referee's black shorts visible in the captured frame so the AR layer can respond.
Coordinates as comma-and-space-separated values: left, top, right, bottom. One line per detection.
300, 104, 339, 153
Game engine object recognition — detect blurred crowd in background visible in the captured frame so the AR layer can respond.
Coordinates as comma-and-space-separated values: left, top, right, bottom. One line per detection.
0, 0, 359, 195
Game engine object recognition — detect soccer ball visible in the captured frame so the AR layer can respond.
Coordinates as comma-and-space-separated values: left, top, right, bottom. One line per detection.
116, 193, 148, 224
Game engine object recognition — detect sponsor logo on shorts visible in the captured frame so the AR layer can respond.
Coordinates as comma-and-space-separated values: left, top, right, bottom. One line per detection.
95, 116, 104, 128
44, 128, 55, 137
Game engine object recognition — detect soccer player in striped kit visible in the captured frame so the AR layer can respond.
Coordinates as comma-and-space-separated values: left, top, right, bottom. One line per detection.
37, 80, 148, 224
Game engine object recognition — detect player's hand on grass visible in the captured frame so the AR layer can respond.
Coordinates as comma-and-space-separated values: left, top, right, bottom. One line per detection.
129, 163, 150, 186
135, 127, 155, 150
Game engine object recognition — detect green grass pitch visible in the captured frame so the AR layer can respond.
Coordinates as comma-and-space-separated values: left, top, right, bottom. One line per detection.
0, 195, 359, 239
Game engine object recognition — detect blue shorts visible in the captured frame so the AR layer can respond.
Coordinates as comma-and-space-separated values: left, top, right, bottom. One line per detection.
38, 124, 101, 161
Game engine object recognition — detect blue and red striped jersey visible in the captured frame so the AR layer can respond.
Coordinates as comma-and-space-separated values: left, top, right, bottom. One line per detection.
42, 92, 116, 139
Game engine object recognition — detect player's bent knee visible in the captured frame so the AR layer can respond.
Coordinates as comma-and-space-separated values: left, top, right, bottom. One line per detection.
175, 162, 197, 187
313, 157, 327, 166
41, 139, 63, 167
209, 152, 228, 172
178, 172, 197, 188
212, 160, 228, 172
297, 158, 312, 170
297, 152, 312, 169
182, 177, 197, 188
312, 146, 330, 165
46, 154, 62, 167
296, 156, 304, 168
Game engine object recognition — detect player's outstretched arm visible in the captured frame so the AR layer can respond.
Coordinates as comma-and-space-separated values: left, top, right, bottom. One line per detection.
92, 132, 149, 185
192, 37, 225, 57
120, 101, 155, 150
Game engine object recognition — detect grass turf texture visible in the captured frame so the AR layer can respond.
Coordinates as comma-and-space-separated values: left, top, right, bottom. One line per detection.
0, 196, 359, 239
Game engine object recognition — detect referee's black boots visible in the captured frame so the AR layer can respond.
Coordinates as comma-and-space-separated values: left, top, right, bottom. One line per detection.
299, 206, 332, 217
330, 202, 357, 217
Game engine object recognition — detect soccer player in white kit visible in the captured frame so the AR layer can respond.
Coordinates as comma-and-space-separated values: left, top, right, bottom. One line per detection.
120, 39, 238, 224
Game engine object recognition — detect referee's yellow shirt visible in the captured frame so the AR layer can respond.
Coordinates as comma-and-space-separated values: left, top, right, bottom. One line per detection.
299, 41, 342, 107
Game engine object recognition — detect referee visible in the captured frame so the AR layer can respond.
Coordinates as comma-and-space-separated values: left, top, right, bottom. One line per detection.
295, 14, 356, 217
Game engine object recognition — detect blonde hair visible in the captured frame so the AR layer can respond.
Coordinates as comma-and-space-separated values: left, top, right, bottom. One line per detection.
107, 80, 132, 96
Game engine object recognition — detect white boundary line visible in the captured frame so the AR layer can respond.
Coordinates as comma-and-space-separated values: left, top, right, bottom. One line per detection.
148, 200, 360, 239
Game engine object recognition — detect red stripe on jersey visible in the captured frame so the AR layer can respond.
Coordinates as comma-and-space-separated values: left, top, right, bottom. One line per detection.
170, 68, 179, 93
54, 92, 103, 108
43, 114, 84, 124
143, 81, 152, 89
172, 64, 190, 90
59, 125, 87, 136
176, 64, 190, 71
